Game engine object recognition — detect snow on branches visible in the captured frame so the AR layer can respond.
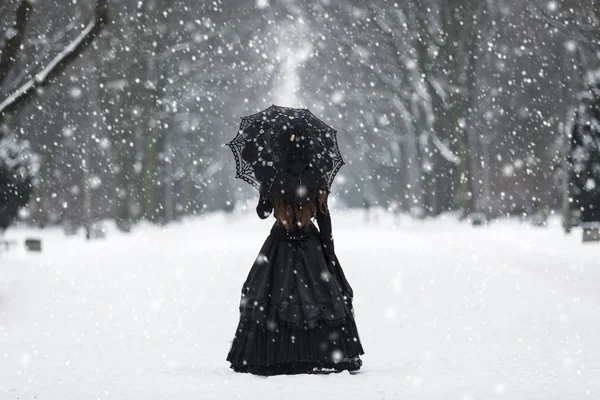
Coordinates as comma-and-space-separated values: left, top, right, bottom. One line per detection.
0, 132, 39, 230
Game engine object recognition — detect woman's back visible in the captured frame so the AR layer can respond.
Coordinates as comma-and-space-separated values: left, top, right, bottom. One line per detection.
256, 193, 335, 254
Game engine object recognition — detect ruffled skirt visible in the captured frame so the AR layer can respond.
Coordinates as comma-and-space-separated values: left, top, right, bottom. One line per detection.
226, 223, 364, 375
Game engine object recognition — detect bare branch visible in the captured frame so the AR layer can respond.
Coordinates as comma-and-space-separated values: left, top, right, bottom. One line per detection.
0, 0, 109, 116
525, 2, 600, 50
0, 19, 95, 114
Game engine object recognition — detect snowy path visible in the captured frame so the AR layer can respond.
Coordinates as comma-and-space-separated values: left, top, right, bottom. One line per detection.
1, 212, 599, 399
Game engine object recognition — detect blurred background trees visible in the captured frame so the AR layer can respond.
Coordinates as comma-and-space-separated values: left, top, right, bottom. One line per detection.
1, 0, 599, 231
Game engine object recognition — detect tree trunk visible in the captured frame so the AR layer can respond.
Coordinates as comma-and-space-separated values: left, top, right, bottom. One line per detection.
162, 129, 175, 224
141, 116, 161, 222
114, 125, 133, 231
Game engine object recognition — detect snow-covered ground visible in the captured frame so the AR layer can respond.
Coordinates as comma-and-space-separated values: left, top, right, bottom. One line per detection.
1, 210, 599, 400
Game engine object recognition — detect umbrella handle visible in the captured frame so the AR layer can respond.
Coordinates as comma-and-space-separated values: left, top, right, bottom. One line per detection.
264, 169, 279, 201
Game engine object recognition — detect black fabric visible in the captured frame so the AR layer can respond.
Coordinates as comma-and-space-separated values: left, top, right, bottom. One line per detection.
227, 318, 363, 375
231, 358, 362, 376
226, 211, 363, 375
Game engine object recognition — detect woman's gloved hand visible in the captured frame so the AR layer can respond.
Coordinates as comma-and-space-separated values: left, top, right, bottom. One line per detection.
256, 195, 273, 219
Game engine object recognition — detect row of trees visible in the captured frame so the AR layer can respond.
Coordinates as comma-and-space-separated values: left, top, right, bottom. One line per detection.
299, 0, 600, 216
1, 0, 108, 233
1, 0, 599, 231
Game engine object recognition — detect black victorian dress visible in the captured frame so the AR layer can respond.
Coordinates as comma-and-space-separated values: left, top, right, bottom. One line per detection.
226, 197, 364, 375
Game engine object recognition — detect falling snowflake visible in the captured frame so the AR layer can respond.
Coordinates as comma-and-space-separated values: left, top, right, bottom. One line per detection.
331, 350, 343, 363
256, 0, 269, 9
256, 253, 269, 264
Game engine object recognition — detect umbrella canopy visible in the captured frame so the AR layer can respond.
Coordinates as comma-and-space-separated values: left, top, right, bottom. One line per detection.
226, 105, 345, 203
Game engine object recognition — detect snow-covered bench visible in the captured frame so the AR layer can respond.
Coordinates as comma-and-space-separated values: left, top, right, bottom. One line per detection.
582, 222, 600, 243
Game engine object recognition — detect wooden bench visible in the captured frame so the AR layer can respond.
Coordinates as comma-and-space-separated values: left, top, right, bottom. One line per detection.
583, 227, 600, 243
24, 238, 42, 252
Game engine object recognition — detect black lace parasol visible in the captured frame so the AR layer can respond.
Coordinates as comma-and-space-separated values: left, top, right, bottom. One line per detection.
226, 105, 345, 202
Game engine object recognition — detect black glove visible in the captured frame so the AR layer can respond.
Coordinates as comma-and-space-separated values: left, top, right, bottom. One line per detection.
316, 207, 334, 255
256, 195, 273, 219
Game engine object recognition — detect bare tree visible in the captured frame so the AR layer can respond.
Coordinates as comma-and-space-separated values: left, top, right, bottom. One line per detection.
0, 0, 108, 118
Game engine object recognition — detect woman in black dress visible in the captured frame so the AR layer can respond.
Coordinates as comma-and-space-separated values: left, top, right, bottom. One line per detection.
226, 189, 364, 375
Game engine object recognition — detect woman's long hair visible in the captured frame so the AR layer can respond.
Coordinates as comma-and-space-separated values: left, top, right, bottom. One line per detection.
273, 191, 328, 230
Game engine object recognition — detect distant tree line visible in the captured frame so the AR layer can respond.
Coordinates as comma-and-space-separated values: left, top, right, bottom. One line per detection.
0, 0, 599, 232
